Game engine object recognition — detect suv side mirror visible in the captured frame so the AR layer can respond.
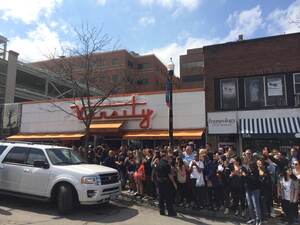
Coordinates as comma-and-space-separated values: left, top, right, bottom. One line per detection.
33, 161, 50, 169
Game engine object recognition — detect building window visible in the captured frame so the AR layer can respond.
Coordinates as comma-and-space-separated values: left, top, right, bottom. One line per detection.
112, 58, 119, 65
99, 58, 106, 66
137, 79, 148, 85
182, 61, 204, 69
294, 73, 300, 106
244, 74, 288, 108
294, 73, 300, 94
265, 75, 287, 106
128, 60, 134, 68
220, 78, 238, 110
112, 75, 119, 83
182, 74, 204, 82
137, 63, 150, 70
244, 77, 265, 108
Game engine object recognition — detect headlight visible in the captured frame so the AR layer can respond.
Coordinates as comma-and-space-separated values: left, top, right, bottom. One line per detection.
81, 176, 100, 185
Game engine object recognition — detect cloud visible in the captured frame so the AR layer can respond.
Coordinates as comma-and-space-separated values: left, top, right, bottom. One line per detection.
0, 0, 63, 24
178, 0, 201, 11
146, 5, 263, 76
96, 0, 107, 6
147, 37, 218, 76
139, 16, 156, 26
267, 0, 300, 35
224, 5, 263, 42
139, 0, 201, 11
8, 23, 69, 62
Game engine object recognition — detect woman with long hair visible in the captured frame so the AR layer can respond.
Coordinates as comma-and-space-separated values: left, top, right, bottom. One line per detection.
175, 156, 187, 206
292, 160, 300, 223
134, 159, 146, 197
257, 159, 273, 221
229, 157, 246, 217
189, 150, 204, 209
278, 167, 299, 224
242, 160, 262, 225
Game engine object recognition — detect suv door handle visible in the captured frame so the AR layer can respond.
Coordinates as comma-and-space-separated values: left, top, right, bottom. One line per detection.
0, 165, 4, 169
23, 168, 31, 173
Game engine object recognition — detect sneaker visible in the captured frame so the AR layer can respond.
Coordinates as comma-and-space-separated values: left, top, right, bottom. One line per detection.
160, 211, 166, 216
178, 203, 184, 207
255, 220, 262, 225
241, 210, 246, 217
213, 207, 219, 211
185, 203, 191, 208
224, 208, 229, 215
246, 219, 255, 224
168, 212, 177, 217
270, 208, 276, 218
235, 210, 239, 216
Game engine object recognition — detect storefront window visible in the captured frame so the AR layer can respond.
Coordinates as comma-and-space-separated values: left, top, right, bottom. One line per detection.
244, 77, 265, 108
294, 73, 300, 94
265, 75, 287, 107
220, 79, 238, 110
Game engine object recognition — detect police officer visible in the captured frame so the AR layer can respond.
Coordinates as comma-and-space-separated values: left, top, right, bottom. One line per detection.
157, 149, 177, 216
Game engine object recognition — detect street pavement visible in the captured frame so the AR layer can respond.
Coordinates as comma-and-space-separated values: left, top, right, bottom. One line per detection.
0, 195, 280, 225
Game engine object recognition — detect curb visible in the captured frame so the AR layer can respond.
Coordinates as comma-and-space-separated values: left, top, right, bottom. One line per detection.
116, 192, 247, 222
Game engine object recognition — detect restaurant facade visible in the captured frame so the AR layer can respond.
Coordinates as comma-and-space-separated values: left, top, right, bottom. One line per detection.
7, 89, 206, 148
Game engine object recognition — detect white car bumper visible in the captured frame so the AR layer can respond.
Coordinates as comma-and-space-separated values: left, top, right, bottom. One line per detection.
78, 181, 121, 205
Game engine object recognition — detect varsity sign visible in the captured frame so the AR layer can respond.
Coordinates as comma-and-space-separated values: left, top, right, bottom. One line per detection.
71, 95, 155, 129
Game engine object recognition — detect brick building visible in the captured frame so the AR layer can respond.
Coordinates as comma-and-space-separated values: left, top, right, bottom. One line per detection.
180, 48, 204, 88
32, 50, 179, 94
204, 32, 300, 152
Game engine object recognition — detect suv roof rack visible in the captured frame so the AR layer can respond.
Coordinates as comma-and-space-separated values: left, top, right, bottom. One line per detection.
0, 140, 35, 145
0, 140, 66, 147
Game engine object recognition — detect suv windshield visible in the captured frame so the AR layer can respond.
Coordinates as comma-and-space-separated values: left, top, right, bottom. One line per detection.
46, 148, 85, 165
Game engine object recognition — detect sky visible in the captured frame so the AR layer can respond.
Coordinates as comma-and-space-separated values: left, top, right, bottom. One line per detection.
0, 0, 300, 76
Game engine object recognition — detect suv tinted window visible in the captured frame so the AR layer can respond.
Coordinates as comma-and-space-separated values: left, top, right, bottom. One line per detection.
0, 145, 7, 155
3, 147, 29, 164
26, 148, 47, 165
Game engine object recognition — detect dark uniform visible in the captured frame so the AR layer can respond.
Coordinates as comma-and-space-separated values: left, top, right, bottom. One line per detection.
157, 158, 176, 216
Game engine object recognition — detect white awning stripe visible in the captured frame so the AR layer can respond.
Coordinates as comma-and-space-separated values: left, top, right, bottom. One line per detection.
240, 117, 300, 134
295, 117, 300, 133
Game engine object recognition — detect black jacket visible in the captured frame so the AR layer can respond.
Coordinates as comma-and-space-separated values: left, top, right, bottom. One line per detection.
244, 167, 260, 192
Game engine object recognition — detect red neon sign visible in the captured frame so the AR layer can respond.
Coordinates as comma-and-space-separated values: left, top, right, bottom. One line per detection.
70, 96, 155, 129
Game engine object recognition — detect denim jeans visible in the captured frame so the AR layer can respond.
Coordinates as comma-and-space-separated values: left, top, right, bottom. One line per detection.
246, 189, 261, 221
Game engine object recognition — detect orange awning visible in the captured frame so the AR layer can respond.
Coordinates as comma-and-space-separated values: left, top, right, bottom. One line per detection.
7, 133, 85, 141
123, 129, 204, 140
90, 122, 123, 133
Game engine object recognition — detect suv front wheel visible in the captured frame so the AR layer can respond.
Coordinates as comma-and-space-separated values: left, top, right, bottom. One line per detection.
57, 184, 74, 214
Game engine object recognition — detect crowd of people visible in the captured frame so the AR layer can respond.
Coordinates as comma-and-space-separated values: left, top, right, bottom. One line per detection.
72, 143, 300, 225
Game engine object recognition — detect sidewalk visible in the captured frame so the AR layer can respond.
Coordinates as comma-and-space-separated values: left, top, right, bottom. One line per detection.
116, 191, 291, 224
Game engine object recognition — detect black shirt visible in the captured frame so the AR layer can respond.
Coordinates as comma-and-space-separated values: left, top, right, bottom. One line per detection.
144, 156, 153, 177
157, 158, 171, 178
103, 156, 117, 169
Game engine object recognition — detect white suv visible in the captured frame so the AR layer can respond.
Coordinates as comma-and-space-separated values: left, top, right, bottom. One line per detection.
0, 141, 121, 214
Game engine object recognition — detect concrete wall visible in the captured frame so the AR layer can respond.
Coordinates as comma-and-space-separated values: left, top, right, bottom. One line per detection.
4, 51, 19, 103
